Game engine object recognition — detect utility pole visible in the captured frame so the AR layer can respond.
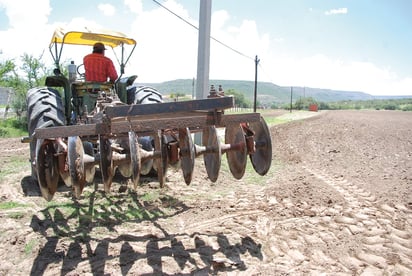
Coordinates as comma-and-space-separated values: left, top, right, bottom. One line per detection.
253, 55, 260, 112
290, 86, 293, 113
195, 0, 212, 100
195, 0, 212, 144
192, 77, 195, 99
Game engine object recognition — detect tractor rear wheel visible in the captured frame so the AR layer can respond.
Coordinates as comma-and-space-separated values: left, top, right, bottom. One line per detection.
27, 87, 65, 200
127, 85, 163, 175
127, 85, 163, 104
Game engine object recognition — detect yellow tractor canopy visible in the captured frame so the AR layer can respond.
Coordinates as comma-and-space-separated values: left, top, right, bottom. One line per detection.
49, 27, 137, 74
50, 27, 136, 48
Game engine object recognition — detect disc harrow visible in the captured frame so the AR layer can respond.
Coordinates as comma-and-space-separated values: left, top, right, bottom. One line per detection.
28, 85, 272, 201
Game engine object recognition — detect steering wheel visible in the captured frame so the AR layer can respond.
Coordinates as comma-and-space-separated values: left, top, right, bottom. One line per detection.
77, 64, 85, 79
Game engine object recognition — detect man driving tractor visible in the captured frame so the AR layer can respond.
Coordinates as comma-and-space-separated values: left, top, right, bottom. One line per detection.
83, 42, 118, 83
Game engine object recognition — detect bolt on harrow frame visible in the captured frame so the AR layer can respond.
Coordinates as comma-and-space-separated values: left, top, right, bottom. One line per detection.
31, 93, 272, 201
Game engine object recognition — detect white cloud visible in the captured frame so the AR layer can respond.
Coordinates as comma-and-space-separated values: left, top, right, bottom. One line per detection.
325, 8, 348, 15
206, 9, 271, 82
0, 0, 410, 96
98, 3, 116, 16
264, 54, 412, 95
126, 0, 198, 82
0, 0, 51, 61
0, 0, 51, 28
124, 0, 143, 15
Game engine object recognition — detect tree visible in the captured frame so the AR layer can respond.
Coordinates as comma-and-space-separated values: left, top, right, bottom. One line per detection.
225, 89, 251, 108
294, 97, 317, 110
169, 92, 187, 101
0, 58, 17, 119
20, 53, 47, 88
0, 53, 48, 121
0, 59, 15, 85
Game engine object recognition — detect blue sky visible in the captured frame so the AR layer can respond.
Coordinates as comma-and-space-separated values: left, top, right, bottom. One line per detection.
0, 0, 411, 95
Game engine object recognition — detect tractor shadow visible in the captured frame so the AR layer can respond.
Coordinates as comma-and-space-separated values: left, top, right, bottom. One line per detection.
25, 173, 263, 275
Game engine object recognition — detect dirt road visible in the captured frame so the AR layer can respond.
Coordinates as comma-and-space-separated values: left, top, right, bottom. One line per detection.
0, 110, 411, 275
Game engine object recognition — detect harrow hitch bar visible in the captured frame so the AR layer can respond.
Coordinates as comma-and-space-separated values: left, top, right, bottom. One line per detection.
33, 97, 261, 139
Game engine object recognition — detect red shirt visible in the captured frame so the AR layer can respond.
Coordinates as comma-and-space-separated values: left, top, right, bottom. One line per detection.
83, 53, 118, 82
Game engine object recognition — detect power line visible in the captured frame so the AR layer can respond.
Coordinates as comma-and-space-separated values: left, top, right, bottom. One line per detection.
151, 0, 255, 61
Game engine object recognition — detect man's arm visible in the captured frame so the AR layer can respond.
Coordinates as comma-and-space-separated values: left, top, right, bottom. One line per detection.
107, 60, 118, 83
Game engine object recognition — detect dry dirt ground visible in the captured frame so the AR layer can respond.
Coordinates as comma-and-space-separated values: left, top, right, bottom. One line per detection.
0, 110, 411, 275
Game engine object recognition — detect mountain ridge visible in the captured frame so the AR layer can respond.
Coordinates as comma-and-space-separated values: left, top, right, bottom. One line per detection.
138, 79, 411, 105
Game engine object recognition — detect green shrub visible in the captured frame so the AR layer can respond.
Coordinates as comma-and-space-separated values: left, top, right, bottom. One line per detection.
401, 104, 412, 111
0, 117, 28, 137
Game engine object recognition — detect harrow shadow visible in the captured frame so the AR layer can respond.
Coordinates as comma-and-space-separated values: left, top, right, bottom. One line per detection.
28, 184, 262, 275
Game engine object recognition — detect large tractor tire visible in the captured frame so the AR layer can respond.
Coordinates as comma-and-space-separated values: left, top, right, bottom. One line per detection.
27, 87, 65, 195
127, 85, 163, 105
127, 85, 163, 175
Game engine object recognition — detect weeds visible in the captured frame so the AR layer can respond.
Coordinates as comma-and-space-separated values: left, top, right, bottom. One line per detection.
0, 155, 29, 182
24, 239, 37, 255
0, 201, 28, 210
0, 117, 27, 138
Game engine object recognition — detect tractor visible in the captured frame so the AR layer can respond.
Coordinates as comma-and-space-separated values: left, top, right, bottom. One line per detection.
22, 27, 272, 201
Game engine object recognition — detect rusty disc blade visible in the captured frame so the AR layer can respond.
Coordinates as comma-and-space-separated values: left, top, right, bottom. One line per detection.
154, 130, 168, 187
99, 135, 114, 193
68, 136, 86, 198
179, 128, 195, 185
249, 117, 272, 175
129, 131, 141, 190
36, 139, 59, 201
83, 141, 96, 184
203, 125, 221, 182
225, 124, 247, 179
117, 136, 134, 178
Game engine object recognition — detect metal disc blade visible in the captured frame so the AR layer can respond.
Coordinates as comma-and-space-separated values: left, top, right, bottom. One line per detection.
99, 135, 114, 193
140, 159, 153, 175
203, 126, 221, 182
36, 139, 59, 201
225, 124, 247, 179
83, 141, 96, 183
117, 137, 132, 178
118, 163, 132, 178
179, 128, 195, 185
154, 130, 168, 187
60, 170, 72, 187
249, 117, 272, 175
68, 136, 86, 198
85, 166, 96, 184
138, 136, 153, 175
129, 131, 141, 189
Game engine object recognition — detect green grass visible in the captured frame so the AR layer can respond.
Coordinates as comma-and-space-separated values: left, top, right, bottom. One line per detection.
24, 239, 37, 255
140, 191, 160, 202
0, 201, 28, 210
38, 188, 173, 238
46, 202, 78, 214
263, 116, 290, 126
0, 117, 28, 138
7, 212, 25, 219
0, 155, 30, 182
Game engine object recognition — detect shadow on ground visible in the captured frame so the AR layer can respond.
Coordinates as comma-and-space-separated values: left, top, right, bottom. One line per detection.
23, 174, 262, 275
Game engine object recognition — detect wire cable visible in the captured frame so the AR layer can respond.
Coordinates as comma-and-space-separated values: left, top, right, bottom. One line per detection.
152, 0, 255, 61
258, 62, 277, 85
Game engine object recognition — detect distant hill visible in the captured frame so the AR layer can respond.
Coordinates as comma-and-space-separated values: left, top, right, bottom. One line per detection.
138, 79, 410, 105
